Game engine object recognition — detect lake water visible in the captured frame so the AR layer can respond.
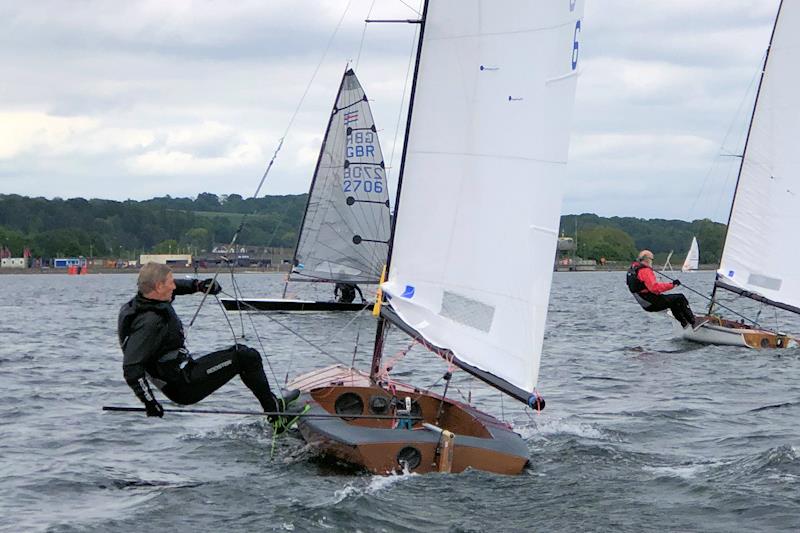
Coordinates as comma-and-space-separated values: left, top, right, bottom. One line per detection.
0, 271, 798, 532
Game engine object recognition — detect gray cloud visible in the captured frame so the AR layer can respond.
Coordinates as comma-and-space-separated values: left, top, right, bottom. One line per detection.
0, 0, 782, 222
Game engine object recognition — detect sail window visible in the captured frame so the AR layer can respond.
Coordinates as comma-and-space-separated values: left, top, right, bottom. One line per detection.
440, 291, 495, 333
747, 274, 782, 292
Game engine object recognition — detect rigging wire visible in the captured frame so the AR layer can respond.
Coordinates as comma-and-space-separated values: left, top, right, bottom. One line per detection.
186, 0, 354, 331
655, 269, 761, 326
355, 0, 377, 70
397, 0, 421, 15
686, 52, 763, 222
386, 20, 420, 194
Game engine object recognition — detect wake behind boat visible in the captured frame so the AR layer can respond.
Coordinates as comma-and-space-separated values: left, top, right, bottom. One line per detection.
221, 68, 390, 313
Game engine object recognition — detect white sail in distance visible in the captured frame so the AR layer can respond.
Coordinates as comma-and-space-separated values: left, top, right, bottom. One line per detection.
682, 237, 699, 272
291, 69, 390, 284
717, 1, 800, 313
383, 0, 584, 398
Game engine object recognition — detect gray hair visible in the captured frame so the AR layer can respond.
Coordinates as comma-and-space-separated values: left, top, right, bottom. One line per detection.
138, 263, 172, 294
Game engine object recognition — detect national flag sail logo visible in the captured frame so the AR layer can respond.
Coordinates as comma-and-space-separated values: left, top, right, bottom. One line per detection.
343, 110, 359, 125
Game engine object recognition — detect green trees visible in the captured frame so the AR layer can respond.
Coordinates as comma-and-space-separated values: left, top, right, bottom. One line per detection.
560, 213, 726, 263
0, 193, 307, 257
0, 192, 728, 263
577, 226, 638, 261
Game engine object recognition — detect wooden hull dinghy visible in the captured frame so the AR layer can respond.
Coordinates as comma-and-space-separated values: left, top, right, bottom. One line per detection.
288, 365, 529, 475
281, 0, 585, 476
663, 2, 800, 347
671, 313, 795, 349
220, 297, 369, 312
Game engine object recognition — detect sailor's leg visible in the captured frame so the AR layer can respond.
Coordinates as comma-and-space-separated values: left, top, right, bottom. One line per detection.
162, 345, 277, 411
663, 294, 694, 327
232, 345, 279, 412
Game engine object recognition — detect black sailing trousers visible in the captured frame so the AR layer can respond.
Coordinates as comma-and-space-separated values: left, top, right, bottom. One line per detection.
160, 344, 278, 412
635, 292, 697, 327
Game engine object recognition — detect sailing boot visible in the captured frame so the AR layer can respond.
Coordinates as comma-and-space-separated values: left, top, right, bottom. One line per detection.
269, 388, 301, 435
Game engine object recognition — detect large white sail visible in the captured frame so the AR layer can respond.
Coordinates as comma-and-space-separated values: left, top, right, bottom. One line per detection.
382, 0, 584, 398
291, 69, 390, 284
682, 236, 699, 272
717, 2, 800, 312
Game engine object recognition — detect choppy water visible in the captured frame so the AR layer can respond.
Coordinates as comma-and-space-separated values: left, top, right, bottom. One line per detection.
1, 271, 798, 532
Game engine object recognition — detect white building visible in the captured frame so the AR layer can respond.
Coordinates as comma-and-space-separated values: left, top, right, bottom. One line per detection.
139, 254, 193, 267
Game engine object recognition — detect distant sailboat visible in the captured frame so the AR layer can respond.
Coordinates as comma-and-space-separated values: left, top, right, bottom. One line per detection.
681, 236, 699, 272
221, 69, 390, 312
288, 0, 585, 474
676, 1, 797, 348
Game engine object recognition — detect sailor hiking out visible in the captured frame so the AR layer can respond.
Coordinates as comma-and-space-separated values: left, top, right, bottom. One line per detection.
627, 250, 697, 328
117, 263, 297, 428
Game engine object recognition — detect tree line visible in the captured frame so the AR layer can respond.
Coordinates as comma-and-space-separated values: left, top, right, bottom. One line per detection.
559, 214, 726, 264
0, 193, 306, 258
0, 193, 726, 263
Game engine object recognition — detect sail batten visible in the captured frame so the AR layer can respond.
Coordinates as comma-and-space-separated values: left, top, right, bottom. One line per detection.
717, 1, 800, 313
290, 69, 390, 284
382, 0, 585, 399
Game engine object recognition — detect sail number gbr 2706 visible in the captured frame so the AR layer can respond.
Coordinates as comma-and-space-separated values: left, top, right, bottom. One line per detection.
344, 129, 384, 194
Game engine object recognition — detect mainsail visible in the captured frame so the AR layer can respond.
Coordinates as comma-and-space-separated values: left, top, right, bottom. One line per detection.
381, 0, 584, 401
682, 236, 699, 272
290, 69, 390, 284
716, 1, 800, 314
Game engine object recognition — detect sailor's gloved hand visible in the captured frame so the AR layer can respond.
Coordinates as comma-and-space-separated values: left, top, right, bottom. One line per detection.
197, 278, 222, 295
673, 279, 682, 287
144, 398, 164, 418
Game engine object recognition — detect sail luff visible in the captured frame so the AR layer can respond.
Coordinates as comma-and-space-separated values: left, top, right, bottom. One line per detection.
716, 0, 800, 314
370, 0, 429, 381
284, 68, 350, 297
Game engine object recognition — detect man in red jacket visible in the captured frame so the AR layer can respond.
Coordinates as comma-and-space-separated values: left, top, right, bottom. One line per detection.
627, 250, 697, 327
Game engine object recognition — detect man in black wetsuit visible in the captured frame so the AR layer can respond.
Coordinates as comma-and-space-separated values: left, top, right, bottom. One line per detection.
118, 263, 297, 426
334, 282, 365, 304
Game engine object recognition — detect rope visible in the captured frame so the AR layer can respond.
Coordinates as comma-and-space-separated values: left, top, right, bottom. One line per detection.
217, 289, 354, 368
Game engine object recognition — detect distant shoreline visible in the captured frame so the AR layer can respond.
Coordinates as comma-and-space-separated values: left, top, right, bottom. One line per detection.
0, 265, 719, 275
0, 266, 289, 275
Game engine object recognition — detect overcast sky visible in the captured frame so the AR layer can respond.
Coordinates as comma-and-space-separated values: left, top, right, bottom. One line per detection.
0, 0, 781, 221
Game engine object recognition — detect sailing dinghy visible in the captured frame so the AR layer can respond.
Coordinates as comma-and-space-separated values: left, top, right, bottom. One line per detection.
221, 69, 390, 312
681, 236, 699, 272
287, 0, 584, 474
674, 1, 798, 349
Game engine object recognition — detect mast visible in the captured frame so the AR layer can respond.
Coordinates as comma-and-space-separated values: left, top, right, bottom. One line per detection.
282, 67, 350, 298
369, 0, 429, 381
709, 0, 783, 315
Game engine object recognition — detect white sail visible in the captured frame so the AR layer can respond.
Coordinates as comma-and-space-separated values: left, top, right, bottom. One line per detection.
681, 236, 699, 272
717, 2, 800, 312
382, 0, 584, 397
291, 69, 390, 284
